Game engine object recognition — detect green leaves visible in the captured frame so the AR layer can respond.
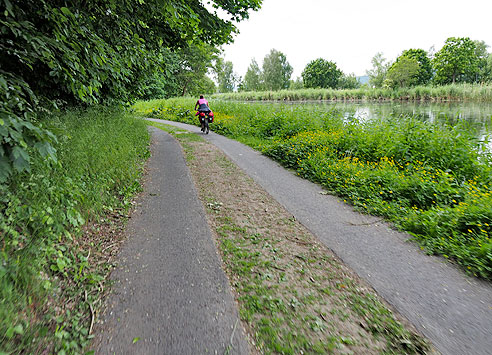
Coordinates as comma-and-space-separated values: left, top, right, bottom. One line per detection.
433, 37, 479, 85
302, 58, 342, 89
4, 0, 14, 17
214, 58, 239, 93
366, 52, 390, 88
243, 59, 262, 91
400, 49, 433, 86
5, 324, 24, 339
11, 146, 30, 172
386, 56, 420, 88
0, 85, 57, 181
261, 49, 293, 91
1, 0, 262, 181
0, 108, 150, 353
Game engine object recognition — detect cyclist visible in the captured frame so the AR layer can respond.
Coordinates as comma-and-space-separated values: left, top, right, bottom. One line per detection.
194, 95, 214, 132
194, 95, 211, 113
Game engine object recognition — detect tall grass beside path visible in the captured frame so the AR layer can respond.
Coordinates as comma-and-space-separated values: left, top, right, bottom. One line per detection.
0, 108, 150, 353
137, 98, 492, 279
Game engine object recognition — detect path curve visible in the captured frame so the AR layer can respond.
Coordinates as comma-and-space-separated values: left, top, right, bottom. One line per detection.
149, 119, 492, 355
93, 127, 249, 354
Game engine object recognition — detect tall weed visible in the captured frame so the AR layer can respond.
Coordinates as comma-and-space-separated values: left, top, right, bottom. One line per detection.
0, 108, 149, 353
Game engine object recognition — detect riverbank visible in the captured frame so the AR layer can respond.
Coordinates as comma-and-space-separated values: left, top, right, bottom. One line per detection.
210, 83, 492, 102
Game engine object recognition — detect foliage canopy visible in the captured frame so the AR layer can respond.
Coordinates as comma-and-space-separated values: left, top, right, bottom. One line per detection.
386, 56, 421, 88
302, 58, 342, 89
399, 49, 433, 86
0, 0, 262, 181
433, 37, 478, 85
214, 58, 240, 93
366, 52, 390, 88
243, 59, 262, 91
261, 49, 293, 91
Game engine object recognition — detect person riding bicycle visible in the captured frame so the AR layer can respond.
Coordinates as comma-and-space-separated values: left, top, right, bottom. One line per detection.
195, 95, 211, 114
194, 95, 214, 124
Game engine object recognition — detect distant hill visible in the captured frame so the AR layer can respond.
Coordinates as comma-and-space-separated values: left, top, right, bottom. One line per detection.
357, 75, 369, 85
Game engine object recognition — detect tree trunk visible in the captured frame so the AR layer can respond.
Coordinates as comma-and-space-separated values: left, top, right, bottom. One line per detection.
181, 78, 192, 96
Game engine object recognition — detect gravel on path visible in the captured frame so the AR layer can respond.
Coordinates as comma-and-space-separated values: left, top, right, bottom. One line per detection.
149, 119, 492, 355
93, 127, 249, 354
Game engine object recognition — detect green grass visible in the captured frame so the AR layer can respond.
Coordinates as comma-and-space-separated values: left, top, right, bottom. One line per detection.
136, 98, 492, 279
209, 83, 492, 102
0, 107, 150, 353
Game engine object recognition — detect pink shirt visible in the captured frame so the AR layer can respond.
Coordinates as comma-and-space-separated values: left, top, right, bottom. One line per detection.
198, 98, 208, 106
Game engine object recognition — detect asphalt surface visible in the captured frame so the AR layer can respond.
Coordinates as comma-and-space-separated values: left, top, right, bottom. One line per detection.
94, 127, 249, 354
148, 118, 492, 355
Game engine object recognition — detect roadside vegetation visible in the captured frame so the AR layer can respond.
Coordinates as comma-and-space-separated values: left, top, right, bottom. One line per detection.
149, 121, 430, 354
0, 109, 149, 353
137, 98, 492, 280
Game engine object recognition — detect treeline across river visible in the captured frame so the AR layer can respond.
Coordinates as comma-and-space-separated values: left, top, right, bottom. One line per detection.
138, 97, 492, 280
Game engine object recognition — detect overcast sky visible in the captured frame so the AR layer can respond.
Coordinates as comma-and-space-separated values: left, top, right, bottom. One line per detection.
221, 0, 492, 79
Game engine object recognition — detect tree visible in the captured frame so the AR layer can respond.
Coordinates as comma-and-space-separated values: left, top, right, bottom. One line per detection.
400, 49, 433, 85
484, 53, 492, 82
175, 44, 219, 96
214, 58, 239, 93
301, 58, 342, 89
338, 74, 361, 89
139, 45, 219, 99
289, 77, 304, 90
366, 53, 390, 88
386, 56, 420, 88
470, 40, 490, 83
432, 37, 478, 84
261, 49, 293, 91
0, 0, 262, 181
193, 75, 217, 96
243, 59, 262, 91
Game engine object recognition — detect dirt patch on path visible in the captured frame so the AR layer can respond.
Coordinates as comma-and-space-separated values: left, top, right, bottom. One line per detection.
162, 123, 432, 354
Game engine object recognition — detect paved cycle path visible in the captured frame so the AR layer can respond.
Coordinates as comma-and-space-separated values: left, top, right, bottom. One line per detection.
94, 127, 249, 354
149, 119, 492, 355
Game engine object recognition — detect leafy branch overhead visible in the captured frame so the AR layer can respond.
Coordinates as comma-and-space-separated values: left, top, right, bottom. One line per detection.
0, 0, 262, 181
